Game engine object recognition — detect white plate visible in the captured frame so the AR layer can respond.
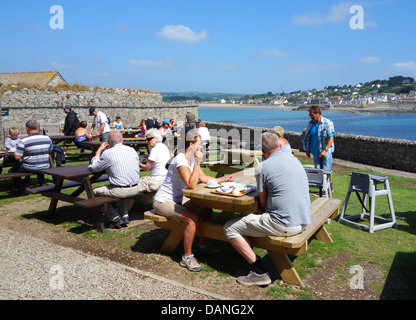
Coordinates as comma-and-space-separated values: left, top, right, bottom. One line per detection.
216, 187, 233, 193
205, 183, 220, 188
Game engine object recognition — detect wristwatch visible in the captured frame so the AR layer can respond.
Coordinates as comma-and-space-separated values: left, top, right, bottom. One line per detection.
325, 147, 329, 152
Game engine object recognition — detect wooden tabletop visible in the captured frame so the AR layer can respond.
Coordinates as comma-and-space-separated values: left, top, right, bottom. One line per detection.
182, 167, 259, 214
0, 150, 14, 158
39, 163, 92, 179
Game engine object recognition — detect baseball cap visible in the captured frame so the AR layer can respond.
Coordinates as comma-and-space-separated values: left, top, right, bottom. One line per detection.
163, 120, 169, 124
89, 107, 96, 116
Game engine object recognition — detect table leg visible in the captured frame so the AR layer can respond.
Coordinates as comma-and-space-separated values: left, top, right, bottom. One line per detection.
268, 251, 303, 287
47, 178, 64, 217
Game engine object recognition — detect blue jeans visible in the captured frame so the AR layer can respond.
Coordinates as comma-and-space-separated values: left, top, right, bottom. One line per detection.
313, 152, 333, 170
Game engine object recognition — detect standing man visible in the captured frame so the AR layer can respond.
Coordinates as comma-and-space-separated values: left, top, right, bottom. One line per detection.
12, 120, 53, 192
89, 107, 111, 142
185, 110, 196, 131
62, 105, 80, 154
303, 105, 335, 191
224, 132, 311, 286
89, 131, 141, 228
303, 106, 335, 170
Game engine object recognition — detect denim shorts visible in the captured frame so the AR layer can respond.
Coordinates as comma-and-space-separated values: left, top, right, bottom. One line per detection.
313, 152, 333, 170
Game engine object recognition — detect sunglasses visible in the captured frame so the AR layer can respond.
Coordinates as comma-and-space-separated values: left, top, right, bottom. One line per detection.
146, 137, 154, 142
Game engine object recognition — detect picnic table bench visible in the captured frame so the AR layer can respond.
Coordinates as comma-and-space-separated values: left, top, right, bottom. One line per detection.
29, 164, 118, 232
144, 166, 342, 286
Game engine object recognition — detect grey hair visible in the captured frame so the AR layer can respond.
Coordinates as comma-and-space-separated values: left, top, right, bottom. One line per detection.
261, 132, 280, 154
108, 131, 123, 145
26, 120, 39, 131
145, 128, 163, 143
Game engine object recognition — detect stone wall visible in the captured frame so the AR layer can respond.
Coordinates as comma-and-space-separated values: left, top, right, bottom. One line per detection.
205, 121, 416, 173
0, 88, 198, 137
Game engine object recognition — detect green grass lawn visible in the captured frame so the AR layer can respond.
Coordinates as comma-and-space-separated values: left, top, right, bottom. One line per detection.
1, 146, 415, 300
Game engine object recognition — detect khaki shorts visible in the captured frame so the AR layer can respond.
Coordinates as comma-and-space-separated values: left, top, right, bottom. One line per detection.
224, 213, 304, 240
153, 199, 193, 221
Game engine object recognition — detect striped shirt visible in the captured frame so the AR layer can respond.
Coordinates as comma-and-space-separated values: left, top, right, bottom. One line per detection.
89, 143, 140, 187
15, 133, 53, 171
303, 116, 335, 156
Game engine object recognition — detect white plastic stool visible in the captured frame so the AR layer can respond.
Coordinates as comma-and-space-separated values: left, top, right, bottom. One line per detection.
339, 172, 396, 233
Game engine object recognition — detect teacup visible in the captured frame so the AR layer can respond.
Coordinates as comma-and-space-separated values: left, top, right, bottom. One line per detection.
206, 180, 218, 187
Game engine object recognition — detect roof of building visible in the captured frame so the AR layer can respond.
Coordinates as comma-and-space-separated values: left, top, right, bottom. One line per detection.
0, 71, 67, 87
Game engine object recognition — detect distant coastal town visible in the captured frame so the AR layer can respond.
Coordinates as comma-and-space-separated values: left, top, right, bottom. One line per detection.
165, 76, 416, 112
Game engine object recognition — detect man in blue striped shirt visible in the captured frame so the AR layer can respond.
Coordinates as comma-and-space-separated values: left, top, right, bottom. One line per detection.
303, 106, 335, 192
303, 106, 335, 169
12, 120, 53, 192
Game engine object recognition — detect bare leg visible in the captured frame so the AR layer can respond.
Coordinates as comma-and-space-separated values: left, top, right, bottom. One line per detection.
228, 236, 256, 264
180, 210, 199, 257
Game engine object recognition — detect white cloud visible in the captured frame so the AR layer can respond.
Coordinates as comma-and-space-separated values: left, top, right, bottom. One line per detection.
259, 48, 294, 58
216, 62, 238, 71
291, 2, 353, 26
157, 25, 208, 43
116, 22, 130, 32
51, 61, 72, 69
287, 62, 346, 73
184, 62, 207, 70
360, 56, 382, 63
128, 58, 173, 68
391, 61, 416, 71
88, 71, 111, 78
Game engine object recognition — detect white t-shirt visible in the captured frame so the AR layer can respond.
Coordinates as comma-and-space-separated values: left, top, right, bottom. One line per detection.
94, 111, 111, 134
154, 153, 194, 203
198, 127, 210, 143
148, 142, 170, 181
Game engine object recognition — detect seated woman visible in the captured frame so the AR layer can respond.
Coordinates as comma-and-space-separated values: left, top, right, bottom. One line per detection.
112, 116, 124, 131
153, 129, 234, 272
139, 129, 171, 203
74, 121, 93, 152
136, 119, 147, 137
273, 126, 292, 154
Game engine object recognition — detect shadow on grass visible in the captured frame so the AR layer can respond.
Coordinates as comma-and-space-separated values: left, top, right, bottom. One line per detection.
131, 228, 284, 281
20, 205, 97, 234
381, 251, 416, 299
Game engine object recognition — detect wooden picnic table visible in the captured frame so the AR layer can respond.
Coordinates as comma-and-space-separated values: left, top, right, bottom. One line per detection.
146, 166, 342, 286
0, 150, 14, 159
119, 129, 141, 138
35, 163, 116, 232
48, 135, 75, 144
83, 140, 149, 154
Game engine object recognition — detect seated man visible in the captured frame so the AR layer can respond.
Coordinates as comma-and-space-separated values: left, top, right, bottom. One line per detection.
224, 132, 311, 286
12, 120, 53, 193
139, 129, 171, 204
89, 131, 141, 228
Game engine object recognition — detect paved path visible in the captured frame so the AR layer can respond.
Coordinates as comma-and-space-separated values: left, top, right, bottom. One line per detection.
0, 227, 227, 300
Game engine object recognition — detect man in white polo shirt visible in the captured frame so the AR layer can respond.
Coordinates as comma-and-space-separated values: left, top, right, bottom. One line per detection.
89, 107, 111, 142
89, 131, 141, 228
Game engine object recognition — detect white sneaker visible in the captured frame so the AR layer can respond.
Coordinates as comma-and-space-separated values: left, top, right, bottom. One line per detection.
180, 254, 203, 272
237, 271, 271, 286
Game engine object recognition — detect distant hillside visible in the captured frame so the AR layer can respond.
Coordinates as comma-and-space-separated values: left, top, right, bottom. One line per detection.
161, 92, 244, 102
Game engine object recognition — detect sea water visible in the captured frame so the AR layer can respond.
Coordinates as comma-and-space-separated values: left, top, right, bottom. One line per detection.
199, 107, 416, 141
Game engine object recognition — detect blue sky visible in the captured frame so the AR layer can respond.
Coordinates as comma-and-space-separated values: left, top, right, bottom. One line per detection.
1, 0, 415, 94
